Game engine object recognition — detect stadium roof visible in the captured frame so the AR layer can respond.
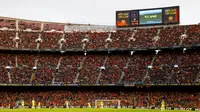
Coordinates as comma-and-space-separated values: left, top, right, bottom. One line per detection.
0, 16, 100, 26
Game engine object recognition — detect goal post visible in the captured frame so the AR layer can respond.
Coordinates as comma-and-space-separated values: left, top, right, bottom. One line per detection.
95, 100, 120, 108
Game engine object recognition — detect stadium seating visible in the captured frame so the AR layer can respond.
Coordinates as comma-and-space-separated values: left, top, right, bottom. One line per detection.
86, 32, 109, 49
0, 30, 16, 48
147, 51, 200, 85
43, 23, 64, 31
133, 28, 158, 48
63, 32, 87, 49
156, 26, 185, 47
124, 54, 153, 84
18, 31, 39, 49
111, 30, 132, 48
0, 17, 199, 110
18, 21, 41, 30
182, 25, 200, 46
0, 68, 10, 84
40, 32, 62, 49
78, 55, 104, 84
0, 51, 199, 85
0, 19, 199, 50
0, 18, 15, 29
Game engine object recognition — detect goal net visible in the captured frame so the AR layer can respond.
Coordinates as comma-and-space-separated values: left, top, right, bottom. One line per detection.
95, 100, 120, 108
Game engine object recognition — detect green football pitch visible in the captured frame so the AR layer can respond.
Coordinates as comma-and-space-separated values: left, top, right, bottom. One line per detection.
0, 108, 193, 112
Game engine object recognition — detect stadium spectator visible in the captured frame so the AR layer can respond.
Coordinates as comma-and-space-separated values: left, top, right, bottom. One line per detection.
0, 31, 16, 48
0, 19, 16, 29
18, 21, 41, 30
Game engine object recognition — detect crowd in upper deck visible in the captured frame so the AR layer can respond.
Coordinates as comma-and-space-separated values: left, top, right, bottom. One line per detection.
0, 18, 199, 50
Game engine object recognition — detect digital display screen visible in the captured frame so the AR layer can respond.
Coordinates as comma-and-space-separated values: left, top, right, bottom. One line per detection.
116, 11, 130, 27
163, 7, 179, 24
139, 9, 162, 25
116, 6, 180, 27
130, 11, 139, 26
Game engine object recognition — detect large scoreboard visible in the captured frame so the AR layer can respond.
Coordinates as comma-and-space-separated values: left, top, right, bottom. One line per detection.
116, 6, 179, 27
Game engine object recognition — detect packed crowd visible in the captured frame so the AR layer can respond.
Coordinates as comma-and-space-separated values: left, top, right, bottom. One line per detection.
0, 50, 199, 85
43, 23, 65, 31
0, 90, 199, 108
0, 20, 199, 50
147, 51, 200, 85
18, 21, 41, 30
156, 26, 185, 47
78, 55, 104, 84
0, 19, 15, 29
182, 25, 200, 46
0, 18, 199, 85
0, 30, 16, 48
124, 54, 153, 84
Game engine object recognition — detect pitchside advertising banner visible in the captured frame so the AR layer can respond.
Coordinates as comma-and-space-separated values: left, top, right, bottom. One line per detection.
116, 6, 180, 27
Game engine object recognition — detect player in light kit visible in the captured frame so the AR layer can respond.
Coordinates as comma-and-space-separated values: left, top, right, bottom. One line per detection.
161, 100, 165, 112
100, 101, 104, 108
87, 102, 91, 108
21, 100, 25, 108
32, 99, 35, 109
37, 102, 41, 109
65, 100, 69, 109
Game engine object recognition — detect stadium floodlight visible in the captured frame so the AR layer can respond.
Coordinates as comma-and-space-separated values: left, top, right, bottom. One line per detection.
155, 50, 161, 54
174, 65, 178, 68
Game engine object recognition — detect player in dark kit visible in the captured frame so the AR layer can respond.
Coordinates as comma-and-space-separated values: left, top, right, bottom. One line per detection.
115, 102, 120, 112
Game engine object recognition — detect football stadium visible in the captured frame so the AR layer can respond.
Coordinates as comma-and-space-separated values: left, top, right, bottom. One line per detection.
0, 0, 199, 112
